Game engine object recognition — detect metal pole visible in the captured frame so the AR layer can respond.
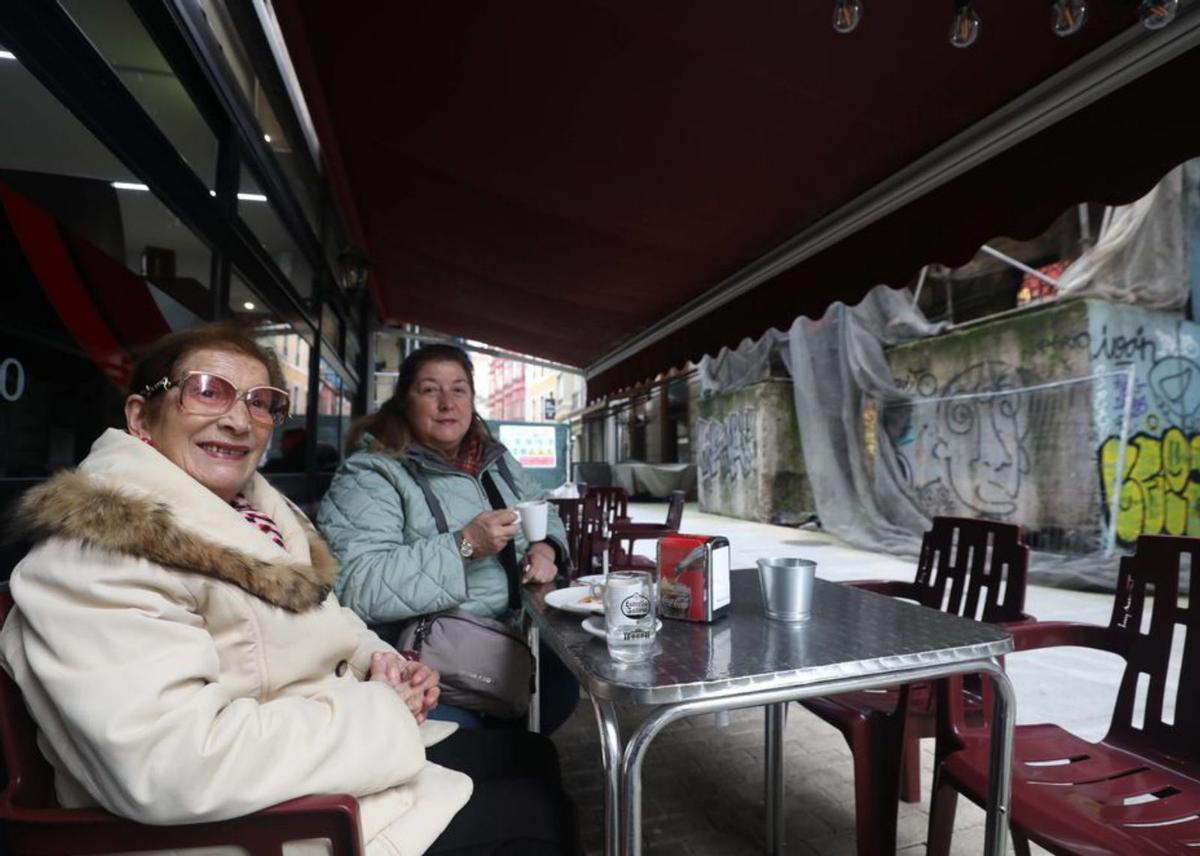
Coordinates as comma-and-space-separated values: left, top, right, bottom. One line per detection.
1105, 365, 1137, 556
979, 244, 1060, 286
591, 697, 622, 856
911, 265, 930, 308
524, 621, 540, 734
764, 703, 786, 854
983, 662, 1017, 856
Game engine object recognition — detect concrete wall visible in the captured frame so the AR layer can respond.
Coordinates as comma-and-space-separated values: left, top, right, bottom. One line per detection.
885, 298, 1200, 551
696, 379, 813, 525
1089, 303, 1200, 545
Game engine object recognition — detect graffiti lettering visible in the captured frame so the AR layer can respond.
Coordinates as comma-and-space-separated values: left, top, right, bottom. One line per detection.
895, 367, 938, 397
1033, 331, 1091, 354
1147, 356, 1200, 431
1100, 429, 1200, 546
1091, 325, 1158, 364
697, 408, 757, 483
0, 357, 24, 402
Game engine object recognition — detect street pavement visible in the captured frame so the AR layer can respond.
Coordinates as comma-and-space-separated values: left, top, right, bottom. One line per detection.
550, 502, 1123, 855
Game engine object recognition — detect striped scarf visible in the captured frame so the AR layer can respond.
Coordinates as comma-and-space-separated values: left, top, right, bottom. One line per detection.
230, 493, 286, 549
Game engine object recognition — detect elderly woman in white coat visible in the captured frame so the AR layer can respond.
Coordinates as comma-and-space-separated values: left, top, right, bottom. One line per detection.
0, 323, 577, 856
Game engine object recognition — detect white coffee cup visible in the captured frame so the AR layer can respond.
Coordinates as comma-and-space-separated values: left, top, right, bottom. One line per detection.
515, 500, 549, 542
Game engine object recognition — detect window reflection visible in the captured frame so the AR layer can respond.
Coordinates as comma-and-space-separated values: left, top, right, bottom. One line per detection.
318, 360, 353, 460
61, 0, 219, 186
0, 48, 212, 481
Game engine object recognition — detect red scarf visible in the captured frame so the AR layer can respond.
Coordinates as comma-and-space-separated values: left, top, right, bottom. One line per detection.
452, 434, 485, 476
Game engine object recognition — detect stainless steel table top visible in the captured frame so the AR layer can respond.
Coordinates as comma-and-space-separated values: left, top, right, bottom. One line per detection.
524, 569, 1013, 705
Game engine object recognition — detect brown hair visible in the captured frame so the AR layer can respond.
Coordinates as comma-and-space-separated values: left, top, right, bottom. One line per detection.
128, 322, 286, 421
346, 343, 490, 455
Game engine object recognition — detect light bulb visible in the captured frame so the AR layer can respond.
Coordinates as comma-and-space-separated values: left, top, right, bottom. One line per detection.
949, 3, 981, 48
1050, 0, 1088, 36
832, 0, 863, 34
1138, 0, 1178, 29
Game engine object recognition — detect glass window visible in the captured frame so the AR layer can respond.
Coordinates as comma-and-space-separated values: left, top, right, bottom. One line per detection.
253, 319, 312, 474
239, 170, 314, 301
196, 0, 322, 231
1, 48, 215, 483
61, 0, 220, 187
317, 359, 353, 464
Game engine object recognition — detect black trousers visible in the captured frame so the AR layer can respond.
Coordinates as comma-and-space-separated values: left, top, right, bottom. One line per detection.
425, 729, 580, 856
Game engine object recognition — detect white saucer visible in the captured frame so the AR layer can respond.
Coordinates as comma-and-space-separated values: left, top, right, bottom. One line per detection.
544, 586, 604, 615
580, 615, 663, 639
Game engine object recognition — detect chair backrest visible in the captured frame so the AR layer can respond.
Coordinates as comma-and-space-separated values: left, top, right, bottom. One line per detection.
912, 516, 1029, 623
0, 589, 57, 813
588, 486, 629, 536
663, 491, 686, 530
1104, 535, 1200, 768
550, 496, 588, 574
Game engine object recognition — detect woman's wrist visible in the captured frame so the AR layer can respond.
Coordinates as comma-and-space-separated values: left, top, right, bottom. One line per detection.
528, 541, 554, 558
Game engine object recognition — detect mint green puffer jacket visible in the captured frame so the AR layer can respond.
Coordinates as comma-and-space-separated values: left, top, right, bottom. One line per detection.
317, 437, 568, 626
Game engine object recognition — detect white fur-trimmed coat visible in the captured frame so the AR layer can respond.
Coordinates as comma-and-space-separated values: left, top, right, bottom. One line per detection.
0, 429, 471, 855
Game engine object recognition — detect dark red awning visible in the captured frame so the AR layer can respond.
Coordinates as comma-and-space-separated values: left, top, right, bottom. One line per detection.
274, 1, 1200, 398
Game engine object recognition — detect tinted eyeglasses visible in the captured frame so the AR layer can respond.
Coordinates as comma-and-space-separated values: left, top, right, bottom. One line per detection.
141, 371, 290, 427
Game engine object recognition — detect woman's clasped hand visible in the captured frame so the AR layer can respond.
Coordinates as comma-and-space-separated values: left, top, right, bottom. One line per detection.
370, 651, 441, 723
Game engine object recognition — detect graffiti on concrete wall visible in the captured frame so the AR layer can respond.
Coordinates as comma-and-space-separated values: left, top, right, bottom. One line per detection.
1092, 317, 1200, 545
1099, 429, 1200, 546
697, 407, 757, 483
893, 361, 1034, 519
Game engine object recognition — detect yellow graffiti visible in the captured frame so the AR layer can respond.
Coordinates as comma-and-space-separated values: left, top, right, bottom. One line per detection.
1101, 429, 1200, 545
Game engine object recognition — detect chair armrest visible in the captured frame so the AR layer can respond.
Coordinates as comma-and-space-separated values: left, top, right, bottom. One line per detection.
846, 579, 921, 600
3, 794, 363, 856
610, 523, 672, 537
1008, 620, 1120, 655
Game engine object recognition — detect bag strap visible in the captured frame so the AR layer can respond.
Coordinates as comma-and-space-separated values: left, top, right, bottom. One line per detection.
494, 455, 521, 498
400, 459, 450, 535
400, 453, 520, 610
481, 471, 521, 611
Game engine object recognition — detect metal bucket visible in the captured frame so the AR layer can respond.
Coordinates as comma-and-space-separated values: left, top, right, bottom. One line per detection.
756, 557, 817, 622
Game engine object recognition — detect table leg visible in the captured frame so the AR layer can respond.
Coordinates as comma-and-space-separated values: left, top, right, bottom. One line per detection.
591, 697, 622, 856
764, 702, 786, 854
982, 661, 1016, 856
525, 620, 541, 733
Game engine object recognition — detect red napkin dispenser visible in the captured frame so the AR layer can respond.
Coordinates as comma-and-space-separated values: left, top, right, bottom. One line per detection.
656, 534, 731, 622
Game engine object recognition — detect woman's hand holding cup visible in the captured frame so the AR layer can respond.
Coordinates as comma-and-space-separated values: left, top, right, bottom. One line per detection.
461, 509, 520, 557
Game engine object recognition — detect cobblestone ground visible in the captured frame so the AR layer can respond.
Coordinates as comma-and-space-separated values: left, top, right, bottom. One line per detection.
551, 699, 1050, 855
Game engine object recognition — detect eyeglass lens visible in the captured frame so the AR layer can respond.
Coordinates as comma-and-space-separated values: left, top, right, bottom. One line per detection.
180, 374, 289, 425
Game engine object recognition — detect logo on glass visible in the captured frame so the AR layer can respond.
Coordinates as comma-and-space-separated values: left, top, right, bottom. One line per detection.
620, 593, 650, 619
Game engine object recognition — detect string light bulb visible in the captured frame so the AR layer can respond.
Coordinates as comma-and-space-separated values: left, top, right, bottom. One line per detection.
832, 0, 863, 33
1050, 0, 1088, 36
1138, 0, 1178, 29
949, 1, 981, 48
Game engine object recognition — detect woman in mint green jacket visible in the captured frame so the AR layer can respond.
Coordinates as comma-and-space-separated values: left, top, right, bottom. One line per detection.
318, 344, 577, 732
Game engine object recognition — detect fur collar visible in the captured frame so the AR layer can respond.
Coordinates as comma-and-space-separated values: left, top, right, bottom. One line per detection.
12, 470, 336, 612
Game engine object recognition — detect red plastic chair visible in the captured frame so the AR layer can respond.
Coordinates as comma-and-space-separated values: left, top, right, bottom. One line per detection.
588, 486, 630, 536
608, 489, 687, 570
0, 589, 364, 855
928, 534, 1200, 856
800, 516, 1031, 856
